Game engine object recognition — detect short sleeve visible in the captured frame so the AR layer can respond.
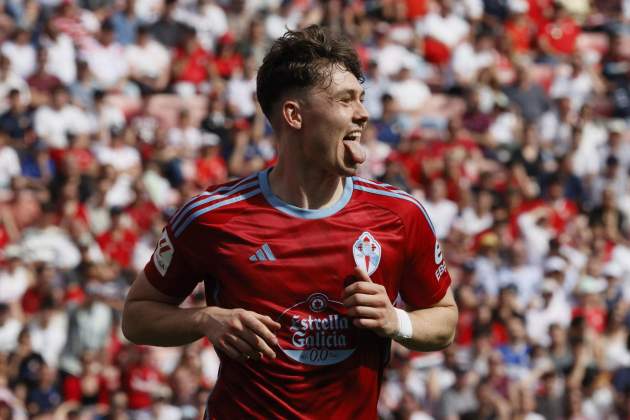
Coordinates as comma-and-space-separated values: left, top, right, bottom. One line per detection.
144, 212, 205, 299
399, 206, 451, 309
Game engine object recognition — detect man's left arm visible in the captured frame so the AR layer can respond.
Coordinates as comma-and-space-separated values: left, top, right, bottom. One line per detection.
343, 267, 458, 351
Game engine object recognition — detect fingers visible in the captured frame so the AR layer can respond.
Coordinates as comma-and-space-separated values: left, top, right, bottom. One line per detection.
255, 314, 282, 331
346, 306, 381, 319
227, 311, 280, 361
226, 334, 257, 356
243, 315, 280, 343
343, 293, 383, 308
353, 266, 373, 283
239, 321, 278, 359
220, 339, 262, 362
343, 280, 382, 298
218, 341, 241, 360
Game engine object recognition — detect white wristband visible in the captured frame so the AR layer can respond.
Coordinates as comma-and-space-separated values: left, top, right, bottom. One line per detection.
394, 308, 413, 340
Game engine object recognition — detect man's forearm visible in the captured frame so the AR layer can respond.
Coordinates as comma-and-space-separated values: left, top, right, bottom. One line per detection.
396, 305, 458, 352
122, 300, 209, 346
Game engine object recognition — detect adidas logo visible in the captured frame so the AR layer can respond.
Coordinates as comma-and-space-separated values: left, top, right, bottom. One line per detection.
249, 243, 276, 262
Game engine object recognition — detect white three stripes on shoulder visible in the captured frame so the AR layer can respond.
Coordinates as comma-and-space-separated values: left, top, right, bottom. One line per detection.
353, 178, 436, 235
169, 173, 258, 226
174, 188, 262, 238
171, 174, 261, 238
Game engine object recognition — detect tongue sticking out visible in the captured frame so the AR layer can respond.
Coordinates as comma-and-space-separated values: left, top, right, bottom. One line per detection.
343, 140, 367, 165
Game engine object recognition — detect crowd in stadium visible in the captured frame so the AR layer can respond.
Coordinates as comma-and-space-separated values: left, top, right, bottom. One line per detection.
0, 0, 630, 418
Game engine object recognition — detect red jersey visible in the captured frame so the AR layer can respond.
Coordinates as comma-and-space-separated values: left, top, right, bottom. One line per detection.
144, 168, 451, 419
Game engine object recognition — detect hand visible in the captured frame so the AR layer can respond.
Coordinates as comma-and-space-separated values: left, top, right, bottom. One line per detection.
342, 267, 398, 338
201, 307, 281, 362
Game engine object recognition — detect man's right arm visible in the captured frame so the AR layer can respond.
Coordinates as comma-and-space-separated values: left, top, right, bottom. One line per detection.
122, 271, 281, 360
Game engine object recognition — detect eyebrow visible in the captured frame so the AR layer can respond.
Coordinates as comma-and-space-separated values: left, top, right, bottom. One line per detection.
336, 89, 365, 97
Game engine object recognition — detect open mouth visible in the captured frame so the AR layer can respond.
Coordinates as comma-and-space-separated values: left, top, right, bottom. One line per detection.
342, 131, 362, 142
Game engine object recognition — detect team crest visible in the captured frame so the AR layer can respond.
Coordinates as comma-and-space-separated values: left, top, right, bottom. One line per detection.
353, 232, 381, 276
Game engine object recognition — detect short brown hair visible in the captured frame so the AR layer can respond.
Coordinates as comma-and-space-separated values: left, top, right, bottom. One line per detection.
256, 25, 363, 123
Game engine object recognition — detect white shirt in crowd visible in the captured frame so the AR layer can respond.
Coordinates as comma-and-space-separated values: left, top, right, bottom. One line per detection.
526, 292, 571, 347
0, 145, 21, 189
34, 105, 91, 149
167, 126, 203, 153
374, 42, 416, 77
498, 264, 543, 306
90, 104, 126, 135
0, 317, 22, 353
43, 34, 77, 85
265, 8, 301, 40
0, 265, 30, 304
422, 198, 458, 240
125, 40, 170, 80
29, 312, 69, 368
452, 41, 495, 84
1, 42, 36, 79
386, 76, 431, 112
105, 174, 136, 208
227, 73, 257, 118
488, 111, 520, 146
83, 41, 129, 88
174, 1, 228, 51
19, 226, 82, 269
454, 207, 493, 236
550, 67, 595, 112
0, 70, 31, 113
572, 120, 608, 177
517, 210, 553, 264
418, 11, 470, 49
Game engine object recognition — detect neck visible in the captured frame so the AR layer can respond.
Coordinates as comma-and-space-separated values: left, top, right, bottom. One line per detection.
269, 157, 345, 210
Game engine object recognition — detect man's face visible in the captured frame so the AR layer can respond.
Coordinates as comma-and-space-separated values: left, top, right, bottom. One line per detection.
297, 66, 369, 176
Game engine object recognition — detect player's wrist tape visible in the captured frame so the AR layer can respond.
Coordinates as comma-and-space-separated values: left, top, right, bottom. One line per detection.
394, 308, 413, 340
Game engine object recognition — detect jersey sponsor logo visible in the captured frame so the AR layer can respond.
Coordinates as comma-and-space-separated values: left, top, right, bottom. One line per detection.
435, 261, 447, 281
153, 230, 174, 276
276, 293, 357, 366
353, 232, 381, 276
434, 241, 443, 264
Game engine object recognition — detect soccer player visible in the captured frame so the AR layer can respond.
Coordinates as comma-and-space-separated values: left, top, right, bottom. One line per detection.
122, 25, 458, 419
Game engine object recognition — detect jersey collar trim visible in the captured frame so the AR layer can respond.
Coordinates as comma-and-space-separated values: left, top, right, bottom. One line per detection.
258, 168, 353, 219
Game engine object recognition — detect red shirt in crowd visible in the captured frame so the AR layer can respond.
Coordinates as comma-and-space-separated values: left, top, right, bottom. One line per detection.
173, 46, 212, 85
539, 17, 580, 56
212, 52, 243, 79
505, 17, 534, 53
195, 155, 227, 187
97, 227, 137, 268
124, 362, 165, 410
127, 200, 160, 233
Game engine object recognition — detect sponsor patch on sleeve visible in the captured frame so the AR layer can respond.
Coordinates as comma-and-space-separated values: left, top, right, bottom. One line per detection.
153, 229, 174, 276
434, 240, 446, 281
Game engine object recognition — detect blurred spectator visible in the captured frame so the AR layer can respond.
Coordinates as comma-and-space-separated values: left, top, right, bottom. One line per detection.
0, 130, 21, 192
82, 20, 130, 90
1, 29, 36, 80
126, 26, 171, 95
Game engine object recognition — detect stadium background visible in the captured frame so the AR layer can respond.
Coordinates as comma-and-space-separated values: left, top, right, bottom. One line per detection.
1, 0, 630, 418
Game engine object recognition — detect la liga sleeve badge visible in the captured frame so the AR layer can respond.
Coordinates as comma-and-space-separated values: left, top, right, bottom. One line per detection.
153, 229, 174, 276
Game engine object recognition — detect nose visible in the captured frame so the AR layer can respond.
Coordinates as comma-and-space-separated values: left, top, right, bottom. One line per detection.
353, 100, 369, 126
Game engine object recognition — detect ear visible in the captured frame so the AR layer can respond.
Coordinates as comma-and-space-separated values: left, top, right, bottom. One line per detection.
281, 100, 302, 130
